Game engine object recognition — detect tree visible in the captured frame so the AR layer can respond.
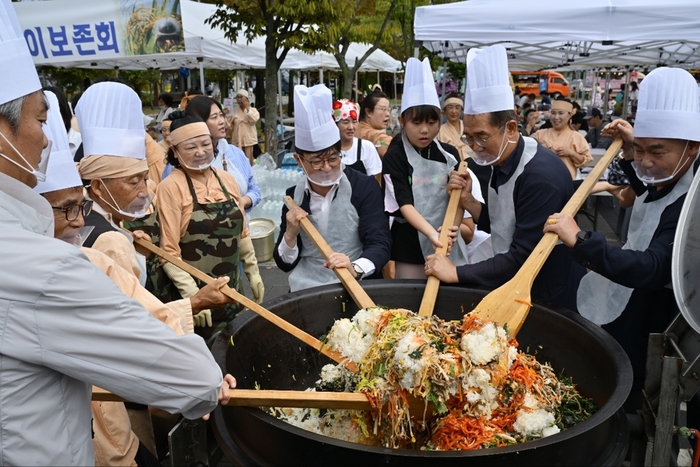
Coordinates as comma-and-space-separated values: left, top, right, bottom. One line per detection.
327, 0, 399, 99
207, 0, 340, 155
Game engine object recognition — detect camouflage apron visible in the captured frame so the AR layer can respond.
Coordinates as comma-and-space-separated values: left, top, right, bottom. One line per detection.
181, 168, 244, 340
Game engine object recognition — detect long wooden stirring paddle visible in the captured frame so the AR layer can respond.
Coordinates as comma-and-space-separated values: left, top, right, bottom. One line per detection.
418, 160, 468, 317
133, 237, 358, 373
283, 196, 376, 310
469, 138, 623, 337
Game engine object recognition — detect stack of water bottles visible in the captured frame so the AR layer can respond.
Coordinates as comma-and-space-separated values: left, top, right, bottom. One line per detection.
248, 153, 304, 241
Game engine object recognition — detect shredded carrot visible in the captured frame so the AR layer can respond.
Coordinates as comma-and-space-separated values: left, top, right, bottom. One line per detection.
514, 298, 532, 306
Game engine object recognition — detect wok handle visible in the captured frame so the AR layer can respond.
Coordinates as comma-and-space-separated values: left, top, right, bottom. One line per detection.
283, 196, 376, 310
133, 238, 358, 373
418, 160, 468, 317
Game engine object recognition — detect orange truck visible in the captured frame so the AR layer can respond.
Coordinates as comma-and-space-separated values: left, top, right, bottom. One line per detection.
511, 71, 570, 98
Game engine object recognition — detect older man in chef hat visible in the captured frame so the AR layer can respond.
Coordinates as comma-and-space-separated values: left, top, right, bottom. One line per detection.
37, 90, 237, 464
274, 84, 391, 292
0, 0, 233, 464
545, 67, 700, 387
425, 44, 583, 311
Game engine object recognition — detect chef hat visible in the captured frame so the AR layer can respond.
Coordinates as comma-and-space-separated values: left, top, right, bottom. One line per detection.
464, 45, 514, 115
401, 57, 440, 114
76, 82, 146, 160
0, 0, 41, 105
34, 91, 83, 194
634, 67, 700, 142
294, 84, 340, 153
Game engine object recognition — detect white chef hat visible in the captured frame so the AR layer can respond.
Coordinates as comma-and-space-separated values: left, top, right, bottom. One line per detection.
0, 0, 41, 106
464, 45, 514, 115
34, 91, 83, 194
400, 57, 440, 114
294, 84, 339, 153
76, 82, 146, 160
634, 67, 700, 142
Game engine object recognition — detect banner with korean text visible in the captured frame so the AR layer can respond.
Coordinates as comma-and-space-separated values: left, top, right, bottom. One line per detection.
14, 0, 184, 65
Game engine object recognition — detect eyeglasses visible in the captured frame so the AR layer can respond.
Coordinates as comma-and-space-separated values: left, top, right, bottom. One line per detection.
52, 199, 93, 221
375, 106, 391, 114
303, 153, 342, 170
462, 126, 505, 148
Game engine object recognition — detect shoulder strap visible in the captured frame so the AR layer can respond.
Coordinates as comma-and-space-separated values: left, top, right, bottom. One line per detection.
356, 138, 363, 160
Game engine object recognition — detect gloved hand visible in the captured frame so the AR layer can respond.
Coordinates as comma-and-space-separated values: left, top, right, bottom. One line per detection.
239, 236, 265, 304
163, 262, 212, 326
193, 309, 212, 327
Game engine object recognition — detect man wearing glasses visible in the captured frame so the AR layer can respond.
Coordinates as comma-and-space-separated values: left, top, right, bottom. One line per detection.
274, 84, 391, 292
424, 45, 582, 311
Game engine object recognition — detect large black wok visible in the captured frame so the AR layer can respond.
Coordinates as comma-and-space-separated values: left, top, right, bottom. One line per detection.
211, 281, 632, 466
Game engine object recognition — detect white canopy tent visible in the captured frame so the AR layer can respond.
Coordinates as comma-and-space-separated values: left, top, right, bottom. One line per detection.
414, 0, 700, 70
16, 0, 402, 73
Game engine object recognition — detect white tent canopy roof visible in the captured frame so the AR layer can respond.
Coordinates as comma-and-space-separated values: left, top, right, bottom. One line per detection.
415, 0, 700, 69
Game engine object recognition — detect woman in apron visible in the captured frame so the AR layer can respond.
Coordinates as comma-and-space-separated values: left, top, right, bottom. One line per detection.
156, 114, 247, 341
333, 98, 382, 184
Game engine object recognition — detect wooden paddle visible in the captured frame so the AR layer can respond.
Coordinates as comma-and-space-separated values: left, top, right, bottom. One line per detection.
93, 387, 430, 413
283, 196, 376, 310
133, 238, 358, 373
418, 160, 468, 317
468, 138, 624, 337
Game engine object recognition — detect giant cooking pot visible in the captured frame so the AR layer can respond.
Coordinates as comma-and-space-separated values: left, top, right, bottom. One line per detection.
211, 282, 632, 466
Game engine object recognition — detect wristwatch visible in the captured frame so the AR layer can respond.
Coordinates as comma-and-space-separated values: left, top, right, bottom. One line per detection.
352, 263, 365, 280
575, 230, 591, 247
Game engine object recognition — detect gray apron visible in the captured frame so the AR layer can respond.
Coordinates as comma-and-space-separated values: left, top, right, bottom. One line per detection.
402, 133, 469, 266
487, 136, 538, 255
288, 172, 364, 292
578, 167, 695, 325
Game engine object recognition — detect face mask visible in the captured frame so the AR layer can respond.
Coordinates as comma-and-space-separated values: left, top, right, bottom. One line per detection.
57, 226, 95, 247
472, 129, 517, 167
160, 105, 168, 111
301, 163, 343, 187
98, 181, 153, 220
632, 140, 691, 185
178, 150, 214, 172
0, 131, 52, 183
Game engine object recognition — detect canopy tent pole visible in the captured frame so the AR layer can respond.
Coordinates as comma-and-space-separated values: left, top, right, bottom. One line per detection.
114, 66, 119, 79
355, 71, 359, 102
602, 68, 611, 116
622, 66, 631, 120
278, 69, 284, 123
393, 72, 397, 101
376, 70, 380, 89
198, 58, 205, 93
441, 59, 447, 102
319, 68, 324, 85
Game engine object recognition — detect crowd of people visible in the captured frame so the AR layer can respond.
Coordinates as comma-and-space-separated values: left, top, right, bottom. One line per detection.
0, 0, 698, 461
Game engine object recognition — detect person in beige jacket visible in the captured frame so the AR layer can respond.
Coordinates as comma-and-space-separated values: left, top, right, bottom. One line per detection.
231, 89, 260, 165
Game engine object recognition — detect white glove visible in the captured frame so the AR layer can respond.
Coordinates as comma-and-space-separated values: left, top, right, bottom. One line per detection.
163, 262, 212, 327
193, 310, 212, 327
239, 236, 265, 304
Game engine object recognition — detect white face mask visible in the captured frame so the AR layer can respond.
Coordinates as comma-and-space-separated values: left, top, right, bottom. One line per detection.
178, 150, 215, 172
98, 181, 153, 220
301, 163, 343, 187
160, 105, 168, 111
632, 140, 692, 185
57, 225, 95, 247
471, 129, 517, 167
0, 131, 52, 183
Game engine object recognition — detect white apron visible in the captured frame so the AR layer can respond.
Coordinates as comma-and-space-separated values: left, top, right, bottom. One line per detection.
288, 173, 364, 292
487, 136, 538, 255
401, 133, 469, 266
577, 167, 695, 325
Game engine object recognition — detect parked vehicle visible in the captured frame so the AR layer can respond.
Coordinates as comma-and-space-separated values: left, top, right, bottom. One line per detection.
512, 70, 570, 98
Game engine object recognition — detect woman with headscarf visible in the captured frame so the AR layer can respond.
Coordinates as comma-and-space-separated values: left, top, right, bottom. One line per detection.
333, 98, 382, 183
533, 98, 592, 180
156, 113, 249, 340
437, 92, 470, 161
231, 89, 260, 165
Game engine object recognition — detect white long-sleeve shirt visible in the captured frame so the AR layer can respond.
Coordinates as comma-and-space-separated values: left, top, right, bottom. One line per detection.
0, 172, 222, 465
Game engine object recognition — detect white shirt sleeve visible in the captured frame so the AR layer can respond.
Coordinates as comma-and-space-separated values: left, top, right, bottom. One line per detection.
361, 140, 383, 176
353, 257, 376, 278
277, 237, 299, 264
463, 168, 485, 219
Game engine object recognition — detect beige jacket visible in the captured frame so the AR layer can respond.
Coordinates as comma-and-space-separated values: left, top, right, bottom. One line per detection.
83, 247, 194, 466
230, 106, 260, 148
